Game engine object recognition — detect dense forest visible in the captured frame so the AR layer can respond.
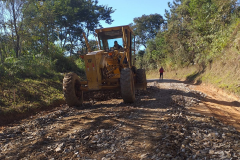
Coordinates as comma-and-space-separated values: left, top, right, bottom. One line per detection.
0, 0, 240, 113
133, 0, 240, 70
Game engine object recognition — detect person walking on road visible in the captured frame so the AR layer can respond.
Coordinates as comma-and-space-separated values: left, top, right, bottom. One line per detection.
159, 66, 164, 80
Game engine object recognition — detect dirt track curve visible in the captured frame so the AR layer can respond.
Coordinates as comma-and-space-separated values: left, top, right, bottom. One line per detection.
1, 79, 240, 159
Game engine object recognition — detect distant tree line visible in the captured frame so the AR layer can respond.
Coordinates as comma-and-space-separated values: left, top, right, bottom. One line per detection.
132, 0, 240, 70
1, 0, 239, 72
0, 0, 114, 62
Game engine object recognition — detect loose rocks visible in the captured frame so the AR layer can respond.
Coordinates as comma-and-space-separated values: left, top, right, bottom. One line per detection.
0, 80, 240, 159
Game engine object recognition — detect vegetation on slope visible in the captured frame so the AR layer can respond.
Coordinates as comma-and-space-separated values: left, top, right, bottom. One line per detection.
132, 0, 240, 97
0, 0, 113, 120
0, 53, 86, 119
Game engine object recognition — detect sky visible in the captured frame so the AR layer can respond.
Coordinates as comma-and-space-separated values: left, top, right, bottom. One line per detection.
97, 0, 172, 28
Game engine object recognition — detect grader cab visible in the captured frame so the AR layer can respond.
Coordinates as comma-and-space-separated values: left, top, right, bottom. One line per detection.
63, 25, 147, 106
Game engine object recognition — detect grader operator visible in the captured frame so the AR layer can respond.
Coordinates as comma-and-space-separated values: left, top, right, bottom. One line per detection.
63, 25, 147, 106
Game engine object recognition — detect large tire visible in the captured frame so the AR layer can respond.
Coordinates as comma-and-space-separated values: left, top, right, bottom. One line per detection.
136, 69, 147, 90
120, 68, 135, 103
63, 72, 83, 107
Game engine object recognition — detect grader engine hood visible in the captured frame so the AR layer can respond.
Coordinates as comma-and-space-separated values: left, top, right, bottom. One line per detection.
84, 50, 105, 90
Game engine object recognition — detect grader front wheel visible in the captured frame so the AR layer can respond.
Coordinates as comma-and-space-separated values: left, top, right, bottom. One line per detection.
120, 68, 135, 103
63, 72, 83, 107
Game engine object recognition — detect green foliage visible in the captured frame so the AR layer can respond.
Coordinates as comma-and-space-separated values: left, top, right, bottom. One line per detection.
0, 0, 114, 61
189, 0, 218, 36
135, 50, 145, 69
51, 53, 83, 74
53, 0, 114, 56
131, 14, 165, 48
0, 52, 83, 80
137, 0, 240, 71
22, 0, 57, 56
135, 31, 167, 70
0, 0, 115, 116
0, 63, 5, 76
0, 76, 64, 114
75, 58, 85, 70
0, 51, 83, 115
1, 54, 54, 78
138, 50, 145, 57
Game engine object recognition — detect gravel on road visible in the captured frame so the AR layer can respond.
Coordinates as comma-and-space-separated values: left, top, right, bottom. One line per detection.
0, 80, 240, 160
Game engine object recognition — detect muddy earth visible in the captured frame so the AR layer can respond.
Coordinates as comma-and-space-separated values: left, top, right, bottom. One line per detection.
1, 79, 240, 160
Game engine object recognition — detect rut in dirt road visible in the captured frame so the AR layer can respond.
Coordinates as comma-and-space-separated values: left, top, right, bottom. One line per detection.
0, 80, 240, 159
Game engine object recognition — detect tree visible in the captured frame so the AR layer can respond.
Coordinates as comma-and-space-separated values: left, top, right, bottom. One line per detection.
16, 0, 57, 57
1, 0, 30, 58
0, 0, 114, 59
131, 14, 165, 48
163, 0, 240, 68
53, 0, 114, 56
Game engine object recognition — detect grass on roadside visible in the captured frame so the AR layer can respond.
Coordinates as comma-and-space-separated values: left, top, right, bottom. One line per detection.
146, 56, 240, 98
0, 53, 86, 118
0, 74, 64, 115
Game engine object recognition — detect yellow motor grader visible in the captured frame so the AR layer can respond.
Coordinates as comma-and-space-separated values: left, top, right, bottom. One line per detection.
63, 25, 147, 106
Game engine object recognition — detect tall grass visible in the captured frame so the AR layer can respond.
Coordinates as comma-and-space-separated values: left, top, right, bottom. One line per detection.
0, 53, 85, 80
0, 52, 85, 115
0, 54, 54, 79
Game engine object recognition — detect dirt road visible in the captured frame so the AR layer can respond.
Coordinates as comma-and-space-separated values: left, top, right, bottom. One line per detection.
0, 79, 240, 159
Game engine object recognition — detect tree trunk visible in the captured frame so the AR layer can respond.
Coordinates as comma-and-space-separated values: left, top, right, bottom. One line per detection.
42, 23, 49, 55
16, 35, 20, 57
0, 49, 2, 63
70, 41, 72, 57
12, 1, 19, 58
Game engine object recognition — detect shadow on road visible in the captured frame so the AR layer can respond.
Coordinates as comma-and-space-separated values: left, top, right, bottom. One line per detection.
147, 78, 183, 83
2, 80, 240, 159
204, 97, 240, 108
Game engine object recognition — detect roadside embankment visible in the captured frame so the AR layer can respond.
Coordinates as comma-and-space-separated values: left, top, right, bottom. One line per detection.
0, 74, 65, 126
147, 57, 240, 101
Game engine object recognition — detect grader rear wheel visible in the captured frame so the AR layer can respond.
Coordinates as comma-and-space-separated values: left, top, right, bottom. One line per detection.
120, 68, 135, 103
63, 72, 83, 107
136, 69, 147, 90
